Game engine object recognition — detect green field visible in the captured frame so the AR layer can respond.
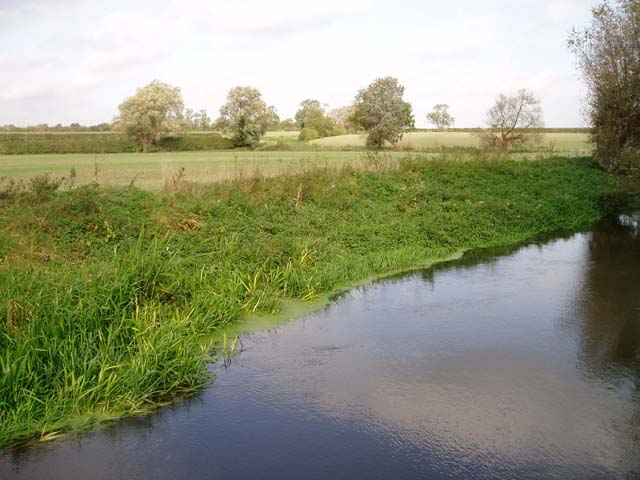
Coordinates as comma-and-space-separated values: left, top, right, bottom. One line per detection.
263, 130, 299, 139
0, 151, 376, 188
0, 131, 593, 189
311, 132, 592, 154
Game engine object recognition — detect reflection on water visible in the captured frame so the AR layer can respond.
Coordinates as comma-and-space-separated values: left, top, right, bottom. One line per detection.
1, 216, 639, 480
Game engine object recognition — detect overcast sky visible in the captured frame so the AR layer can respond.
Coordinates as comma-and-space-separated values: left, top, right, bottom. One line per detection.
1, 0, 595, 127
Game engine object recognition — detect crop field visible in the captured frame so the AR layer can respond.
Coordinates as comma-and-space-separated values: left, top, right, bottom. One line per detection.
311, 132, 592, 154
0, 150, 380, 188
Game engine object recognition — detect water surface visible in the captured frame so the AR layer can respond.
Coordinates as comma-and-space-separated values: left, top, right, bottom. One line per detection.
2, 216, 639, 479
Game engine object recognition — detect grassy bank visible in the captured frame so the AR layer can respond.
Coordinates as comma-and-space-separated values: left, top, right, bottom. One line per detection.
0, 155, 622, 447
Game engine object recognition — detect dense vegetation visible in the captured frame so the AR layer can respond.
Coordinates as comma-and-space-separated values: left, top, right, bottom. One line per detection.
0, 155, 624, 447
569, 0, 640, 174
0, 132, 233, 154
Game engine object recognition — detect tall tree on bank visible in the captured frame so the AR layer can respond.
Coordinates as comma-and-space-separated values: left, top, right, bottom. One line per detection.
350, 77, 414, 148
217, 86, 272, 147
115, 80, 185, 152
475, 90, 544, 151
569, 0, 640, 174
426, 104, 455, 130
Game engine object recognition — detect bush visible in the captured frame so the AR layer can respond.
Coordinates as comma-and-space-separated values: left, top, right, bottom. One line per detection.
29, 174, 63, 202
298, 128, 320, 141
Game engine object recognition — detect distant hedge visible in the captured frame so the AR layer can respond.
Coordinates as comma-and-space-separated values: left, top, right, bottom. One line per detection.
0, 132, 233, 154
409, 128, 593, 134
155, 133, 234, 151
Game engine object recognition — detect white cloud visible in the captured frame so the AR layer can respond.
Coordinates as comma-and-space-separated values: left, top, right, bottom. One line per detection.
0, 0, 595, 127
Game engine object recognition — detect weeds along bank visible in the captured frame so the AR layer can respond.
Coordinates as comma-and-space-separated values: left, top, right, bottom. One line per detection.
0, 156, 622, 446
0, 132, 233, 154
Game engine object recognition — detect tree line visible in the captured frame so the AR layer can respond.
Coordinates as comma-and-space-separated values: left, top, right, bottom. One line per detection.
111, 76, 549, 152
2, 1, 636, 172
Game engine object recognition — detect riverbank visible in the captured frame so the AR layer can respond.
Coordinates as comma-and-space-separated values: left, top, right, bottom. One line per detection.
0, 155, 630, 447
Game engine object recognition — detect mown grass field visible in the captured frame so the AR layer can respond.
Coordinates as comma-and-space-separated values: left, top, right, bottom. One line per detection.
311, 132, 592, 154
0, 154, 627, 447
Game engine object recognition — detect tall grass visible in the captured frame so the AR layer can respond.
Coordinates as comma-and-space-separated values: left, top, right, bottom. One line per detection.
0, 154, 624, 446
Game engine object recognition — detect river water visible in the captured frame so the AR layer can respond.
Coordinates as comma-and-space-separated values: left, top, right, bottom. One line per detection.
1, 215, 639, 479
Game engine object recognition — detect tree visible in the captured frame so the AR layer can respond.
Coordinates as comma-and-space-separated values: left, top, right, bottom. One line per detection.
185, 108, 211, 130
294, 99, 338, 139
196, 109, 212, 130
265, 106, 281, 130
115, 80, 185, 152
569, 0, 640, 173
217, 86, 271, 147
426, 104, 455, 130
278, 118, 297, 131
329, 105, 358, 133
350, 77, 414, 148
475, 89, 544, 151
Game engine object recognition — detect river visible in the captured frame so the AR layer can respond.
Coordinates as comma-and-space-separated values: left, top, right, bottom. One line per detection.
1, 215, 639, 479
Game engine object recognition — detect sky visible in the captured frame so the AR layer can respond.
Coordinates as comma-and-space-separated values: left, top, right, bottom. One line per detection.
0, 0, 596, 127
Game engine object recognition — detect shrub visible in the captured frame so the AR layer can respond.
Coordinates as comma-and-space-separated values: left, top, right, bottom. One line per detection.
29, 174, 63, 202
298, 127, 320, 141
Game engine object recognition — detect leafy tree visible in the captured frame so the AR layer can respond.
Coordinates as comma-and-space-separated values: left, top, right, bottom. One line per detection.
278, 118, 297, 131
294, 99, 323, 128
91, 122, 113, 132
265, 106, 281, 130
569, 0, 640, 173
115, 80, 185, 152
185, 108, 211, 130
475, 89, 544, 151
217, 86, 271, 147
294, 99, 338, 139
329, 105, 358, 133
196, 109, 212, 130
298, 127, 321, 141
350, 77, 414, 148
426, 104, 455, 130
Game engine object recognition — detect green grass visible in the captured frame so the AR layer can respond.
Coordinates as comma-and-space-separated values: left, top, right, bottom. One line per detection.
311, 131, 592, 154
0, 154, 624, 447
0, 140, 588, 190
0, 150, 374, 189
263, 130, 299, 139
